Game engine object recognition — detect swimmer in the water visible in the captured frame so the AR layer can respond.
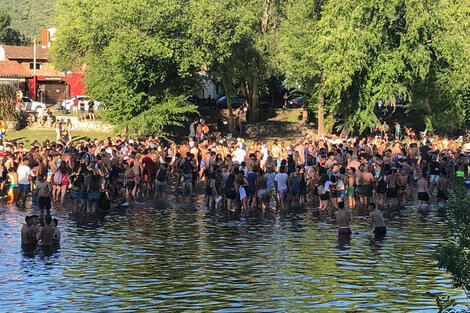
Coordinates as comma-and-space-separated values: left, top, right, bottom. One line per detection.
21, 216, 35, 246
368, 203, 386, 237
36, 215, 56, 246
335, 201, 351, 235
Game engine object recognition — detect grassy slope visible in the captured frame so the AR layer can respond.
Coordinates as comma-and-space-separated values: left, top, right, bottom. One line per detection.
7, 128, 111, 145
3, 0, 57, 38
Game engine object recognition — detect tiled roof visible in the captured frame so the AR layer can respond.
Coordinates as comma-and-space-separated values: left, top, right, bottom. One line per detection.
0, 61, 33, 78
2, 45, 50, 60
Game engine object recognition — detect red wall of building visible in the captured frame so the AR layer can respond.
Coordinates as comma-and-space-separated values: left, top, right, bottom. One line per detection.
28, 76, 37, 100
66, 73, 85, 97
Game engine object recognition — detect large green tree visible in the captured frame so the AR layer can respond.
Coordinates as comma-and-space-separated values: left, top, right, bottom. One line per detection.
281, 0, 470, 136
51, 0, 198, 137
186, 0, 262, 131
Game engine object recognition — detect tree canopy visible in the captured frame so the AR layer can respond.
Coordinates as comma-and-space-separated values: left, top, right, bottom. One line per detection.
281, 0, 470, 135
51, 0, 470, 136
52, 0, 199, 137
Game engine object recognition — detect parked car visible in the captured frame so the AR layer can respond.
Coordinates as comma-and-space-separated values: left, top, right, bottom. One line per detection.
287, 96, 305, 108
60, 95, 102, 112
185, 97, 199, 105
22, 97, 46, 112
216, 96, 244, 109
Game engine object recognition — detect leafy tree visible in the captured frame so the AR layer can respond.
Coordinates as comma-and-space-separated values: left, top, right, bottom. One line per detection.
435, 178, 470, 307
186, 0, 262, 132
51, 0, 198, 137
0, 10, 30, 45
242, 0, 285, 123
398, 0, 470, 134
282, 0, 470, 136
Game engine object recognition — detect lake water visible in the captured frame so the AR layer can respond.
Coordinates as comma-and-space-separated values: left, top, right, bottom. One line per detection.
1, 196, 468, 312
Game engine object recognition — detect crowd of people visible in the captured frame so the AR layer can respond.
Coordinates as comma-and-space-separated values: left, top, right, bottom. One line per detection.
21, 214, 60, 248
0, 124, 468, 246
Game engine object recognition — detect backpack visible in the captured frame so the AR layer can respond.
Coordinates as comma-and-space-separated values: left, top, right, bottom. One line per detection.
317, 184, 326, 195
53, 171, 63, 185
61, 172, 69, 185
183, 159, 192, 174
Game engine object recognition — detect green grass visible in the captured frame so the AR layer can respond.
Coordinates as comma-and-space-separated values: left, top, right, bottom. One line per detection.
265, 108, 303, 123
7, 128, 112, 145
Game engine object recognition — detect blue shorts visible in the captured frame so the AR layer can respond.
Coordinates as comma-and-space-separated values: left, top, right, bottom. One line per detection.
278, 188, 287, 199
183, 173, 192, 183
70, 189, 80, 199
19, 184, 30, 193
87, 191, 100, 203
155, 180, 168, 190
257, 189, 267, 198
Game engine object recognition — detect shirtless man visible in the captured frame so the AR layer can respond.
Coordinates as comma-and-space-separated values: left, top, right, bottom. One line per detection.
355, 165, 365, 205
417, 173, 431, 209
361, 166, 375, 205
397, 170, 408, 207
36, 215, 56, 246
386, 167, 399, 206
456, 154, 468, 179
21, 216, 35, 246
6, 167, 18, 202
52, 218, 61, 245
368, 203, 386, 237
255, 168, 268, 211
347, 168, 356, 209
408, 143, 419, 176
436, 172, 450, 207
335, 201, 351, 235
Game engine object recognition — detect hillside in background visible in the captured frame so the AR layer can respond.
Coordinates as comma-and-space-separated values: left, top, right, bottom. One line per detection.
3, 0, 56, 39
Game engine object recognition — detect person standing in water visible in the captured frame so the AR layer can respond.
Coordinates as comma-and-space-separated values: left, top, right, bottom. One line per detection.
36, 174, 52, 218
368, 203, 386, 237
21, 216, 35, 246
52, 218, 61, 245
36, 215, 56, 246
417, 173, 431, 209
335, 201, 351, 235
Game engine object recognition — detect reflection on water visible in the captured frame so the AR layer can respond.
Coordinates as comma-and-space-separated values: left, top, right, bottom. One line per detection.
0, 196, 468, 312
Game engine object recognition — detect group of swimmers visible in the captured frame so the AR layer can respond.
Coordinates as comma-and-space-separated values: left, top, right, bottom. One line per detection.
0, 131, 467, 244
21, 214, 60, 247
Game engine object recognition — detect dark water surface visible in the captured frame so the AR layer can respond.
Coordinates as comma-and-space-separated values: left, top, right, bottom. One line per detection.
1, 196, 468, 312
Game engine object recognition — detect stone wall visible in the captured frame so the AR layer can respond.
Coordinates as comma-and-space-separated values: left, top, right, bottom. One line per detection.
29, 117, 114, 132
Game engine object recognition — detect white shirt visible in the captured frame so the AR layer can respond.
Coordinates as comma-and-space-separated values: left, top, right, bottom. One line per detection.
233, 148, 246, 164
261, 146, 269, 161
17, 164, 33, 185
274, 172, 288, 190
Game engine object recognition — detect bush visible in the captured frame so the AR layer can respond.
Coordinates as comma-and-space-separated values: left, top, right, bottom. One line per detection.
0, 85, 20, 122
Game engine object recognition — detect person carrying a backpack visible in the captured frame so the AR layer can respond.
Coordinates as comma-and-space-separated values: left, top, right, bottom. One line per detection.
53, 161, 69, 204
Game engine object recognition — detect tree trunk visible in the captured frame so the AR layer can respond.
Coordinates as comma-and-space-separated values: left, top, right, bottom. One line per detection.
340, 122, 350, 138
222, 78, 234, 134
250, 82, 259, 124
425, 97, 431, 114
262, 0, 270, 34
302, 107, 308, 125
317, 94, 325, 136
245, 81, 252, 123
